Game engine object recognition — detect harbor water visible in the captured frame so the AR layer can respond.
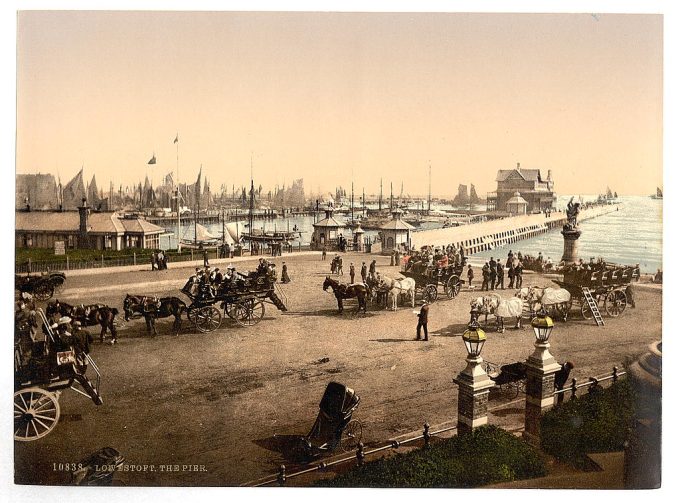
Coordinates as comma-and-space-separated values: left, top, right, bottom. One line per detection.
160, 195, 662, 274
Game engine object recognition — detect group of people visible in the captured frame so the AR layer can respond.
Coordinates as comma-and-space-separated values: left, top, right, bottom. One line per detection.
480, 250, 525, 291
150, 250, 168, 271
404, 244, 467, 275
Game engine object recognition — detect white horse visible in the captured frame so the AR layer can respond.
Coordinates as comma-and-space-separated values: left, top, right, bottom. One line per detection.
516, 286, 571, 321
473, 295, 524, 332
381, 275, 416, 310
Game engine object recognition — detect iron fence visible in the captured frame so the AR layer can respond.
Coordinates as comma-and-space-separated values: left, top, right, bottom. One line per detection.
246, 365, 626, 487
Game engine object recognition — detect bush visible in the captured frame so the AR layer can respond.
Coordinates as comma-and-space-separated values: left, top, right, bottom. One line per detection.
316, 425, 547, 488
540, 378, 635, 468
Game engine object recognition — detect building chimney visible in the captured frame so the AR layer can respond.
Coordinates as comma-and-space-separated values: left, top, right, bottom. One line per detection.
547, 169, 553, 180
516, 162, 521, 169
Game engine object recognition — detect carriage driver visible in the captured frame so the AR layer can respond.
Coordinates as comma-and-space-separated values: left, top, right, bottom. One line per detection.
50, 316, 74, 350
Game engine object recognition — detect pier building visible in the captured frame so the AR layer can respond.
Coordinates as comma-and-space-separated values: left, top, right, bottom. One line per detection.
486, 163, 555, 213
379, 209, 415, 252
311, 208, 346, 250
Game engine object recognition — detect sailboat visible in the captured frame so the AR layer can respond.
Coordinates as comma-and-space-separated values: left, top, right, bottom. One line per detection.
650, 187, 663, 199
180, 222, 221, 249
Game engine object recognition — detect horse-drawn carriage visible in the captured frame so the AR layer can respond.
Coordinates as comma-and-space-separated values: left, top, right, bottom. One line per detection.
182, 269, 288, 332
14, 308, 102, 442
553, 262, 640, 320
15, 271, 66, 301
483, 361, 527, 398
401, 262, 464, 303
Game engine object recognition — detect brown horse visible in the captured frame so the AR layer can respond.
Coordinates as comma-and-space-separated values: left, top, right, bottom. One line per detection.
322, 276, 367, 314
123, 294, 186, 336
47, 300, 119, 344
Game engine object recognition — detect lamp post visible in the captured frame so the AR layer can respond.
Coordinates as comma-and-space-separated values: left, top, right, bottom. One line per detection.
523, 309, 561, 445
452, 311, 495, 435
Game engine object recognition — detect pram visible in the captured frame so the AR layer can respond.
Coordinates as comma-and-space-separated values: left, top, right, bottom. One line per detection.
298, 382, 363, 458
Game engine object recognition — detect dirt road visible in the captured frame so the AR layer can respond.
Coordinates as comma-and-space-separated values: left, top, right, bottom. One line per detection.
14, 253, 662, 486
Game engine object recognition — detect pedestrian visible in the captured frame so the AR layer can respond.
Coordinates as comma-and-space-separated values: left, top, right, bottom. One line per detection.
515, 262, 523, 288
481, 263, 489, 291
158, 250, 166, 270
151, 251, 158, 271
554, 361, 575, 404
496, 261, 504, 289
508, 262, 515, 288
361, 262, 368, 283
467, 264, 474, 287
395, 250, 401, 269
281, 262, 291, 283
489, 258, 497, 290
390, 252, 395, 266
337, 255, 344, 275
369, 259, 377, 279
416, 301, 429, 341
322, 246, 327, 261
349, 262, 355, 283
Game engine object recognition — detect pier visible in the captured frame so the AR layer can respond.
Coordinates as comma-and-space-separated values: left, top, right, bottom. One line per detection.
410, 204, 618, 255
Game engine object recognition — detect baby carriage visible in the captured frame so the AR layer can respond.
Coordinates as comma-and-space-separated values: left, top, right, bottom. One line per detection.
298, 382, 363, 459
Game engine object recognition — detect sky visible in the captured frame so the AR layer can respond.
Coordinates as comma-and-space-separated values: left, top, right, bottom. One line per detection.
16, 11, 663, 197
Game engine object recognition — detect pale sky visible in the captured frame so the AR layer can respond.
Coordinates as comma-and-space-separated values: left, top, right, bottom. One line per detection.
16, 11, 663, 197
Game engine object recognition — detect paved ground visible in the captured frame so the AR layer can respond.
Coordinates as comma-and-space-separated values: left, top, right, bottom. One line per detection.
14, 253, 662, 486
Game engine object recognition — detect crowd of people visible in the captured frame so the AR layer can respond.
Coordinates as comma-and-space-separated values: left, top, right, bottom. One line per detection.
404, 244, 467, 275
480, 251, 525, 291
150, 250, 168, 271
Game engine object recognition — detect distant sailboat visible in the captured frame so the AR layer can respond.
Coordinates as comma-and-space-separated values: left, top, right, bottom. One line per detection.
650, 187, 663, 199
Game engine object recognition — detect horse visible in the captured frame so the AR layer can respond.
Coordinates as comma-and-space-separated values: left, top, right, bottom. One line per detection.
322, 276, 367, 314
516, 286, 571, 321
471, 295, 524, 332
379, 275, 416, 310
123, 294, 187, 336
47, 299, 119, 343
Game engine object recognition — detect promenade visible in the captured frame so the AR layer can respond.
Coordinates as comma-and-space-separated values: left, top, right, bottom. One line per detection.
15, 251, 661, 486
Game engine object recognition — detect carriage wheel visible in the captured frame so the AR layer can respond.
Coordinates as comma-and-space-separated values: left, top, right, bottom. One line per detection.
51, 277, 65, 293
423, 284, 438, 303
233, 299, 265, 327
605, 290, 627, 317
187, 307, 198, 324
340, 419, 363, 452
580, 298, 593, 319
14, 388, 61, 442
224, 303, 239, 320
445, 276, 460, 299
33, 283, 54, 301
194, 306, 222, 333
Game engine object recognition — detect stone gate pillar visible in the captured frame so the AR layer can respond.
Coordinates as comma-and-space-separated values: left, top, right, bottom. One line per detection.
523, 339, 561, 445
453, 355, 495, 435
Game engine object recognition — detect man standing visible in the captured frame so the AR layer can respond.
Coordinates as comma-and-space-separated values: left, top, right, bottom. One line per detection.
322, 246, 327, 261
481, 262, 489, 291
281, 262, 291, 283
496, 261, 505, 289
369, 259, 377, 279
203, 248, 209, 267
508, 261, 515, 289
515, 261, 524, 288
416, 301, 430, 341
337, 255, 344, 275
489, 258, 497, 290
349, 262, 355, 283
467, 264, 474, 287
554, 361, 575, 404
361, 262, 368, 283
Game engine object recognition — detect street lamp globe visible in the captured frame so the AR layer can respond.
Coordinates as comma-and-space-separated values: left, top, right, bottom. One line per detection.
531, 311, 554, 343
462, 321, 487, 358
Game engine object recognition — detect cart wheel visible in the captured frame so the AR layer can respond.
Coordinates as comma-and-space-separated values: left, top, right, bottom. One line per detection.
580, 299, 593, 319
33, 283, 54, 301
14, 388, 61, 442
51, 277, 65, 293
234, 299, 265, 327
423, 284, 438, 303
187, 307, 198, 324
445, 276, 460, 299
224, 303, 239, 320
194, 306, 222, 333
605, 290, 627, 317
340, 419, 363, 452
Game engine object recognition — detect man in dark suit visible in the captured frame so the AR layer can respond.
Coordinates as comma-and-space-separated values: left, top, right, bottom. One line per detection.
416, 301, 430, 341
488, 258, 497, 290
554, 361, 575, 404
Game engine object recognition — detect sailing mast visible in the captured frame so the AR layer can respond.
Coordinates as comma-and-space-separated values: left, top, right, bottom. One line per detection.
390, 182, 393, 211
379, 178, 383, 211
427, 163, 432, 214
175, 133, 181, 251
249, 154, 255, 250
351, 180, 354, 223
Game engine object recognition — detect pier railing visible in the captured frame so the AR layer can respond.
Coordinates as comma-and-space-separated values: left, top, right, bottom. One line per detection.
243, 365, 626, 487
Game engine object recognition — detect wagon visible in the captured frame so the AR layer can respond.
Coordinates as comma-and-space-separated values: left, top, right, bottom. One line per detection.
553, 262, 640, 321
483, 361, 527, 398
182, 270, 288, 333
14, 308, 102, 442
401, 262, 464, 303
15, 271, 66, 301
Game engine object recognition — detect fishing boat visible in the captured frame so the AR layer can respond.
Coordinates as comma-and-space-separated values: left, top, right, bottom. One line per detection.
650, 187, 663, 199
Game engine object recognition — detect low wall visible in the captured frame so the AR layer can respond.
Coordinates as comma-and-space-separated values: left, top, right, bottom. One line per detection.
410, 205, 618, 255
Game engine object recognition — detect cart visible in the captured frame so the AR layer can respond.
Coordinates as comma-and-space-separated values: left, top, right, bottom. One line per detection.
401, 262, 464, 303
182, 270, 288, 333
15, 271, 66, 301
483, 361, 527, 398
553, 262, 640, 320
14, 308, 102, 442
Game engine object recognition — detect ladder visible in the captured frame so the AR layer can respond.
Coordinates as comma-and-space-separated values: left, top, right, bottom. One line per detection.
582, 287, 604, 326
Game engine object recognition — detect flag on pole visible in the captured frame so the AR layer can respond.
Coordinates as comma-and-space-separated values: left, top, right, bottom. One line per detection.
148, 153, 156, 165
174, 134, 179, 144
